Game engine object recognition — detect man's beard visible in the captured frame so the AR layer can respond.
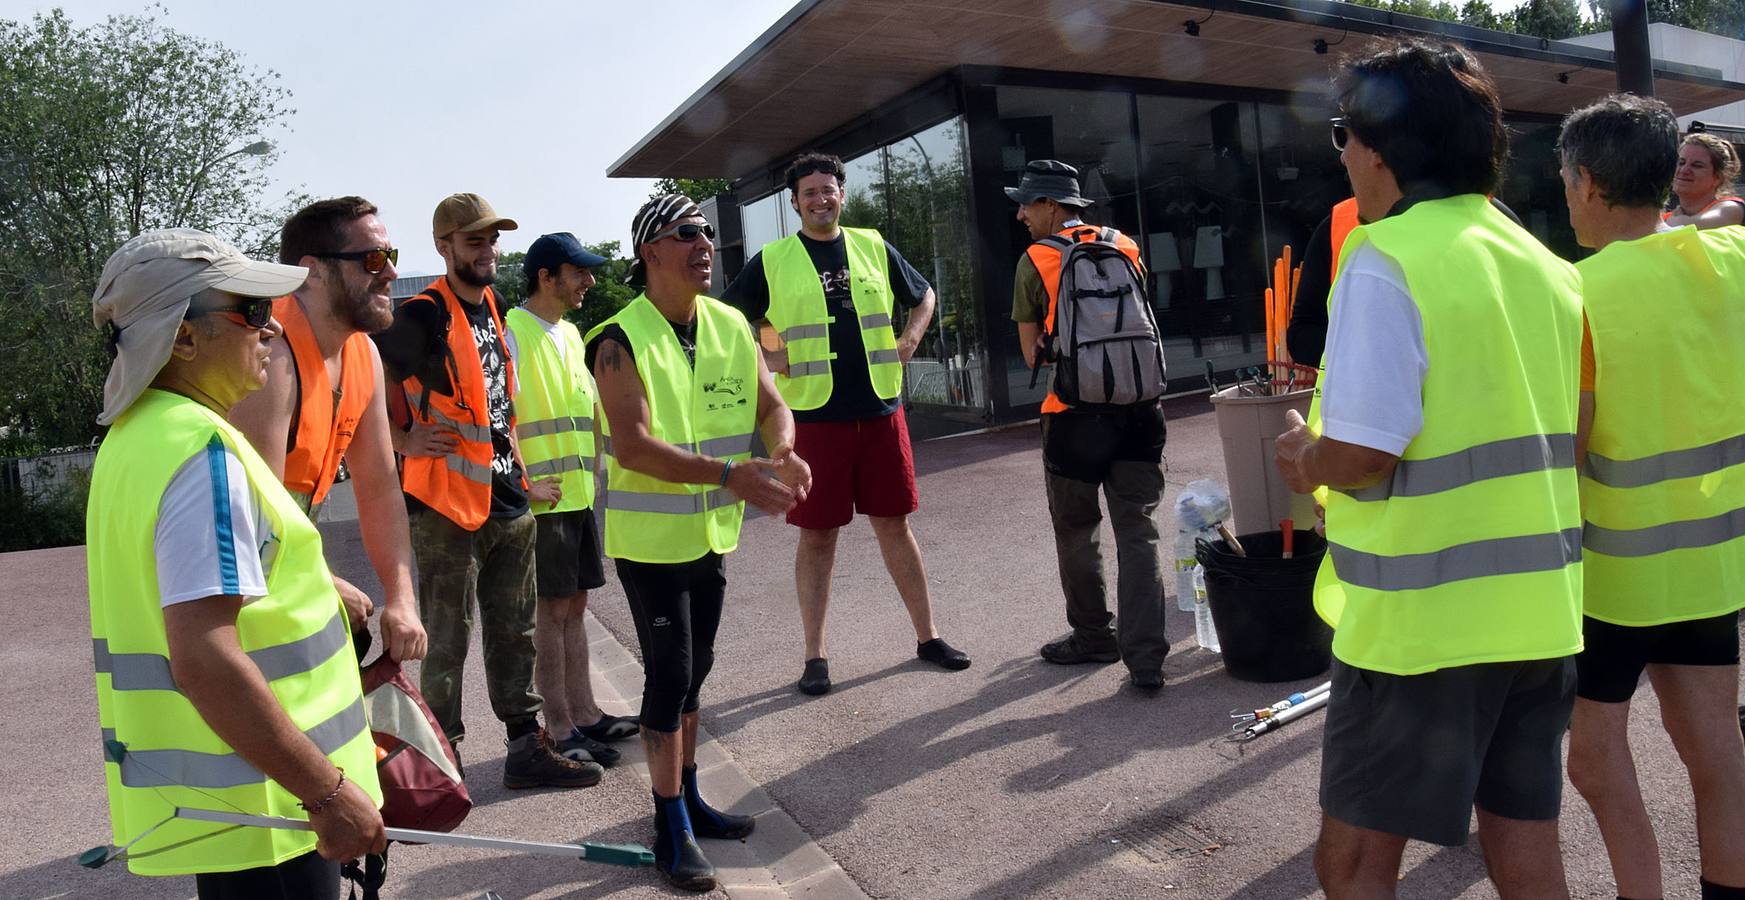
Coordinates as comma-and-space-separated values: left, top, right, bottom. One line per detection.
453, 259, 497, 288
336, 282, 393, 333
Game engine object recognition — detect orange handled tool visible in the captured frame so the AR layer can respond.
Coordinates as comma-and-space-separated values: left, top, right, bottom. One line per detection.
1281, 519, 1295, 559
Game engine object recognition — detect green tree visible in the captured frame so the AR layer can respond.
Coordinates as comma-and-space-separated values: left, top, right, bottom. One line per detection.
651, 178, 733, 203
495, 250, 528, 310
1512, 0, 1586, 38
1461, 0, 1507, 30
0, 6, 297, 452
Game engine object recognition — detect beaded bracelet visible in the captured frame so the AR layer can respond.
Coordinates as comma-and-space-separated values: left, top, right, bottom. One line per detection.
299, 767, 346, 814
719, 459, 733, 487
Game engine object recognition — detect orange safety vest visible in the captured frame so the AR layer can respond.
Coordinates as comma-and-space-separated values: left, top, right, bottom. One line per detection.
1026, 224, 1144, 414
274, 295, 373, 509
398, 276, 517, 531
1663, 195, 1741, 221
1328, 197, 1360, 282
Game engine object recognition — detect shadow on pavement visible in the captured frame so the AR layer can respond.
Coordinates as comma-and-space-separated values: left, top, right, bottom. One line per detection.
963, 726, 1323, 900
2, 854, 195, 900
705, 660, 916, 738
757, 651, 1258, 842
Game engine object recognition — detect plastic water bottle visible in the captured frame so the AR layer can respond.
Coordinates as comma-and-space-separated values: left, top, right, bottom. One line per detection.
1192, 565, 1221, 653
1173, 525, 1219, 612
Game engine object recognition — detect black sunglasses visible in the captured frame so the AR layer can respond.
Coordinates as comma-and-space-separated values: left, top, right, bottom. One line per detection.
652, 222, 715, 244
314, 246, 399, 274
1330, 116, 1349, 152
188, 297, 275, 329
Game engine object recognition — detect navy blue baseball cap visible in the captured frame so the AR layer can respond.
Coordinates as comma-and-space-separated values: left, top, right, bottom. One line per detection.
523, 232, 607, 285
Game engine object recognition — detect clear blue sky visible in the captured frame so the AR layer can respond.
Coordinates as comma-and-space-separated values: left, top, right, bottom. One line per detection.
5, 0, 800, 274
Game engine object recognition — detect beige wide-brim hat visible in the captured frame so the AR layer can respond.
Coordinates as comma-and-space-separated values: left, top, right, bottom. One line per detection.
91, 228, 308, 425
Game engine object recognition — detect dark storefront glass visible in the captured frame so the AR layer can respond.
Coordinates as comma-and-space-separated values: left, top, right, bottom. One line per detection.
991, 86, 1141, 408
1498, 121, 1581, 261
738, 117, 982, 412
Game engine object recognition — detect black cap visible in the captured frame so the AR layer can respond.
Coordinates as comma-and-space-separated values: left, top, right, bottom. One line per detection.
523, 232, 607, 288
1004, 160, 1092, 207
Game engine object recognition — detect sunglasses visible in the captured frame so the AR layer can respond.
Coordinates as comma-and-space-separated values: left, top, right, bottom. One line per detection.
188, 297, 275, 329
651, 222, 715, 244
1330, 116, 1349, 152
314, 246, 399, 274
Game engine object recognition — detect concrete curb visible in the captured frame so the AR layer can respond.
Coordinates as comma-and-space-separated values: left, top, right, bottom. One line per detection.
585, 611, 870, 900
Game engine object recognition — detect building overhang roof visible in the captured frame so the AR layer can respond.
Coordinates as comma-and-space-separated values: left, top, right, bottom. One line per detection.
610, 0, 1745, 180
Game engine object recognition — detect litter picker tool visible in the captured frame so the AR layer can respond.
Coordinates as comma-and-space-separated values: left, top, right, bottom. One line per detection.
1228, 682, 1331, 742
1280, 519, 1295, 559
80, 807, 654, 870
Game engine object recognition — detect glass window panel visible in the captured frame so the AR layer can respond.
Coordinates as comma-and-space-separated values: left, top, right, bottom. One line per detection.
1497, 122, 1579, 261
840, 150, 888, 231
884, 118, 981, 410
993, 86, 1141, 410
740, 189, 790, 256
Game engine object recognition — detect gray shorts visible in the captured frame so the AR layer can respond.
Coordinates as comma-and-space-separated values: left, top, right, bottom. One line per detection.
533, 509, 605, 598
1320, 655, 1575, 846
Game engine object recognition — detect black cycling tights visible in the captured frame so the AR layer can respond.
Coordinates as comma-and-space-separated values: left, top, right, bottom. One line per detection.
614, 553, 726, 734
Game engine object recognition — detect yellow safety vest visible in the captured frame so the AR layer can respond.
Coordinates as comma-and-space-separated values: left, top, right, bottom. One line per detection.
1309, 195, 1584, 675
1579, 225, 1745, 626
586, 295, 759, 564
761, 227, 903, 410
86, 389, 381, 876
506, 307, 597, 514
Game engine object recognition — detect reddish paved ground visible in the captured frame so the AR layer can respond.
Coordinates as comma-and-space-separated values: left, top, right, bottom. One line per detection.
2, 397, 1738, 898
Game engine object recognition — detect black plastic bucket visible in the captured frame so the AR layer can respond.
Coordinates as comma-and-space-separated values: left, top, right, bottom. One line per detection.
1195, 530, 1333, 683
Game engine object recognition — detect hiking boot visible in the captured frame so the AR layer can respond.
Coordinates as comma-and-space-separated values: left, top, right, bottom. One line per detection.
557, 728, 622, 767
917, 638, 972, 671
503, 729, 603, 789
682, 764, 756, 840
1039, 636, 1120, 665
574, 712, 640, 743
797, 657, 831, 695
653, 791, 717, 892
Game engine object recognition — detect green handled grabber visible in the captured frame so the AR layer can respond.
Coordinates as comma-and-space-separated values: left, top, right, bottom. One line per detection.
80, 807, 653, 869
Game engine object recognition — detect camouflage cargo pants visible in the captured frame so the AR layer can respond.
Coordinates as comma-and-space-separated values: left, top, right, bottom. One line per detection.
410, 508, 542, 745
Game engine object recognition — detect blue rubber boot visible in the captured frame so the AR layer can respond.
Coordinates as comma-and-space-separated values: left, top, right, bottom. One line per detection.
652, 791, 716, 892
683, 764, 756, 840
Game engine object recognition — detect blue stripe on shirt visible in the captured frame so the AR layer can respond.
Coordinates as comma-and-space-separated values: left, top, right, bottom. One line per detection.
205, 434, 240, 595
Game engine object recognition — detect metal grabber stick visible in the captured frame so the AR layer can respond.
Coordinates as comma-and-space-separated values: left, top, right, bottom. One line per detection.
81, 807, 653, 869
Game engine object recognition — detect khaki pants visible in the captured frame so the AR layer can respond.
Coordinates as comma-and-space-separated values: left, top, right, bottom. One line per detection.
410, 508, 541, 744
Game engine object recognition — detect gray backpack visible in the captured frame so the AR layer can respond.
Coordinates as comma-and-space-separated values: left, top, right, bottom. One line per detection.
1038, 227, 1167, 407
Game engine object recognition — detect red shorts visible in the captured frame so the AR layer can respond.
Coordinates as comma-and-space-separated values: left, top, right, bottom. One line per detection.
787, 407, 919, 530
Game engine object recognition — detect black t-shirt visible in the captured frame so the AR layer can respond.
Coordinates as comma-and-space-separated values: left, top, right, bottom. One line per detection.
720, 232, 930, 423
372, 286, 528, 520
584, 317, 699, 372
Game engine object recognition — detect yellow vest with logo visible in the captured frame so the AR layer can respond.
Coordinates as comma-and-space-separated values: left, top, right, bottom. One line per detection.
586, 295, 758, 563
507, 306, 597, 514
1309, 195, 1584, 675
761, 227, 903, 410
1579, 225, 1745, 625
86, 389, 381, 876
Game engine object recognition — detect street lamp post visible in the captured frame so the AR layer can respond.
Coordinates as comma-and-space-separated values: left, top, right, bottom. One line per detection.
174, 139, 272, 227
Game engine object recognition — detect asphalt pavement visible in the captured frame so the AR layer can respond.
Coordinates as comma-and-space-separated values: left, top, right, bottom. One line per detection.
1, 396, 1739, 899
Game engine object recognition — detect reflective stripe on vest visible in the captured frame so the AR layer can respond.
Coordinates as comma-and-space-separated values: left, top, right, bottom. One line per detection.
94, 611, 349, 692
273, 295, 374, 508
1578, 225, 1745, 625
761, 227, 903, 410
398, 277, 515, 530
585, 295, 759, 563
106, 698, 367, 789
1025, 225, 1144, 415
1337, 433, 1576, 502
86, 390, 380, 876
505, 307, 597, 514
1312, 195, 1585, 675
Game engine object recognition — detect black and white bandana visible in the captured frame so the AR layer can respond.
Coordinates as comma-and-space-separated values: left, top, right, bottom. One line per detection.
625, 193, 703, 285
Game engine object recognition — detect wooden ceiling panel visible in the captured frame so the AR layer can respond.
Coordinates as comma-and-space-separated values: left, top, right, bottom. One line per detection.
611, 0, 1745, 178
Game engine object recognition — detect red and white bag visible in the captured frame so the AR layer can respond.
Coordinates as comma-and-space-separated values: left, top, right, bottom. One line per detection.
360, 656, 471, 833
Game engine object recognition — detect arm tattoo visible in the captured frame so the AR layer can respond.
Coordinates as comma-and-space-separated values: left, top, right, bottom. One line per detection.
602, 341, 624, 372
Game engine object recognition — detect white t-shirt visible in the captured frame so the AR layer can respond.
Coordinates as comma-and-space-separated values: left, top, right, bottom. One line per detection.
1319, 242, 1428, 457
154, 438, 274, 607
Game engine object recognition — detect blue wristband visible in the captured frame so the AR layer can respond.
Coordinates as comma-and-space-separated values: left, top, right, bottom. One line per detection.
719, 459, 733, 487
